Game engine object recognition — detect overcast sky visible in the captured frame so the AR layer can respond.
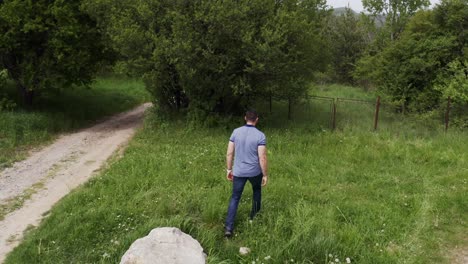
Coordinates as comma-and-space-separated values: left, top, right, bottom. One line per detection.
327, 0, 441, 12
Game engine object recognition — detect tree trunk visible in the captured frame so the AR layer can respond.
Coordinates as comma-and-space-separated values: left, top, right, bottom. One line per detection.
269, 93, 272, 113
175, 89, 181, 111
17, 84, 34, 107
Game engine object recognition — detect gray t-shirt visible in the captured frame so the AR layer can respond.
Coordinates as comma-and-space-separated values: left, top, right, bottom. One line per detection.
229, 125, 266, 177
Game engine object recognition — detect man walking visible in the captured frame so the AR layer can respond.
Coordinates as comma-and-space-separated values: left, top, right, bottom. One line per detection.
224, 109, 268, 238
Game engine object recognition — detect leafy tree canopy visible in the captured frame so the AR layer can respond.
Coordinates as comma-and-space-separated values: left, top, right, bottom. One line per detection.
325, 8, 368, 84
84, 0, 330, 115
0, 0, 111, 105
355, 0, 468, 112
362, 0, 430, 41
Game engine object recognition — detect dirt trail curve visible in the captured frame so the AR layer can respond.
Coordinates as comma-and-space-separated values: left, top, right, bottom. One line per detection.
0, 103, 152, 263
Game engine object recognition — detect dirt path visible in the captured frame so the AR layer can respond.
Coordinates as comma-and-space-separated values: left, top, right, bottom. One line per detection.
452, 245, 468, 264
0, 103, 152, 263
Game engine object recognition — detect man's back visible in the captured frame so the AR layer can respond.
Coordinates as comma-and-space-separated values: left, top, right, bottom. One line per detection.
230, 125, 266, 177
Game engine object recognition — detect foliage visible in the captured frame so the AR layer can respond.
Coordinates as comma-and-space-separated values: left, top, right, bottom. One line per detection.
0, 69, 6, 87
433, 0, 468, 55
84, 0, 330, 115
434, 60, 468, 104
0, 95, 16, 112
0, 0, 111, 105
362, 0, 430, 41
0, 69, 16, 111
5, 103, 467, 263
354, 0, 468, 112
325, 8, 368, 84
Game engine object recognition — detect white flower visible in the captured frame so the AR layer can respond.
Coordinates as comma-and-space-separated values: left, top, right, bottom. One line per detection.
335, 258, 340, 262
346, 257, 351, 263
239, 247, 251, 255
102, 252, 110, 258
264, 256, 271, 260
291, 259, 294, 262
329, 254, 333, 258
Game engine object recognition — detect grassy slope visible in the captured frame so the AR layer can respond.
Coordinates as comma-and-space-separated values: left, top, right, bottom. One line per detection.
5, 85, 467, 264
0, 77, 150, 168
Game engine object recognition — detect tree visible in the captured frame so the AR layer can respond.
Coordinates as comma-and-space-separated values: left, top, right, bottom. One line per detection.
354, 0, 468, 112
325, 8, 368, 84
84, 0, 330, 115
0, 0, 110, 105
433, 0, 468, 59
435, 60, 468, 104
362, 0, 430, 41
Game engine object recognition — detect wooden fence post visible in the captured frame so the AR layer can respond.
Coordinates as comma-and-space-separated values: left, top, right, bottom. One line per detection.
374, 96, 381, 131
269, 92, 272, 113
332, 99, 337, 131
445, 96, 451, 132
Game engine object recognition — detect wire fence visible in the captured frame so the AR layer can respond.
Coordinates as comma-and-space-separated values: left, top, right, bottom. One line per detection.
259, 95, 467, 134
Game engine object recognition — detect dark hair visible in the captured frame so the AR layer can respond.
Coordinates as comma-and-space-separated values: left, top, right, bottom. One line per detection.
245, 109, 258, 122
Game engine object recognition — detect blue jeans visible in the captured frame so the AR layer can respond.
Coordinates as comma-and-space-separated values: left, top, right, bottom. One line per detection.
225, 174, 262, 232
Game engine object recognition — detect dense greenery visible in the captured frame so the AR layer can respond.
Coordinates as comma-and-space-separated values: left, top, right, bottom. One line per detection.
5, 89, 467, 263
84, 0, 330, 114
362, 0, 430, 41
354, 0, 467, 112
0, 77, 149, 168
1, 0, 466, 116
325, 8, 367, 84
0, 0, 111, 105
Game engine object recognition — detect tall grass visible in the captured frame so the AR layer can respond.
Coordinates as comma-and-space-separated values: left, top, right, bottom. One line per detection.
5, 89, 467, 263
0, 77, 150, 168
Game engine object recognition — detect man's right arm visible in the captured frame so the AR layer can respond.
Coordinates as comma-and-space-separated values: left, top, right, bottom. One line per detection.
258, 145, 268, 186
226, 141, 235, 181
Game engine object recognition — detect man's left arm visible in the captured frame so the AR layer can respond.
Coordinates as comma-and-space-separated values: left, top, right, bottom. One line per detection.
258, 145, 268, 186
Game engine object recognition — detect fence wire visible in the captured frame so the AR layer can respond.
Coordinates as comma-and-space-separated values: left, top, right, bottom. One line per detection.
259, 95, 466, 134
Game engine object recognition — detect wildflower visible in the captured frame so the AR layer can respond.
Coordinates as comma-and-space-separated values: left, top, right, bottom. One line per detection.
329, 254, 333, 258
335, 258, 340, 262
291, 259, 294, 262
102, 252, 110, 258
252, 261, 256, 264
264, 256, 271, 260
346, 257, 351, 263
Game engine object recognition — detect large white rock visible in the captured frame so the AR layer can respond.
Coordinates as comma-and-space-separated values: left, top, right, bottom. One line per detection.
120, 227, 206, 264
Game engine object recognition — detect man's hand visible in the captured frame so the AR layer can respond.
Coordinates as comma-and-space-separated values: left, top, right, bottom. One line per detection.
262, 175, 268, 186
227, 170, 233, 182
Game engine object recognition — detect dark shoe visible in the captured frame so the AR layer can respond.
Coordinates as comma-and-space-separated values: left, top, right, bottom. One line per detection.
224, 230, 233, 238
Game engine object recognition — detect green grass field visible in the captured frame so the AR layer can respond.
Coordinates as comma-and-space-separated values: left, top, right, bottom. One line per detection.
5, 85, 467, 263
0, 77, 150, 168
